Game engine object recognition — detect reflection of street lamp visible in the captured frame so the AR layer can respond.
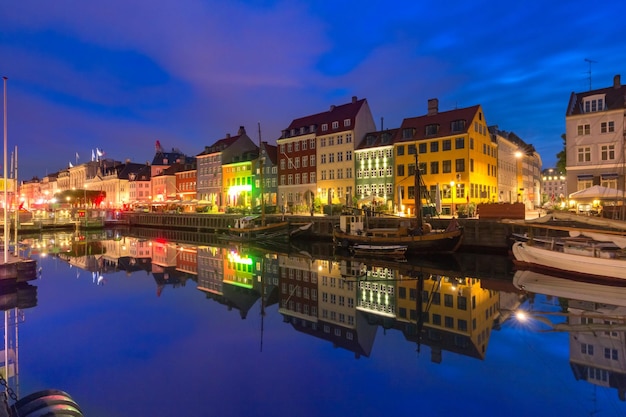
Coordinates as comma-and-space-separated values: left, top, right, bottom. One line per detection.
449, 180, 455, 217
512, 309, 626, 332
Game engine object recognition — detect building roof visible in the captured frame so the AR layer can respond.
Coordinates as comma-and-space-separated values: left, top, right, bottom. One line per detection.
281, 96, 366, 139
395, 100, 481, 143
355, 128, 399, 150
261, 142, 278, 165
567, 74, 626, 116
198, 126, 248, 156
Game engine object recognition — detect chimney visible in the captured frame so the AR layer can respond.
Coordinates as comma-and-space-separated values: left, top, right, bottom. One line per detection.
226, 133, 231, 138
427, 98, 439, 115
330, 105, 336, 111
614, 74, 621, 88
238, 126, 246, 135
352, 96, 357, 103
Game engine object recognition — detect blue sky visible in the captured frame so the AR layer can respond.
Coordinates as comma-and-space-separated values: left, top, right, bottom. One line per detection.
2, 0, 626, 180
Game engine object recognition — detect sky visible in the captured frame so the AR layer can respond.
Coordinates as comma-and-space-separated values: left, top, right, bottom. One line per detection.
1, 0, 626, 181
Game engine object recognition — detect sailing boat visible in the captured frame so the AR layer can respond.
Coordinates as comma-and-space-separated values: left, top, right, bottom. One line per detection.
220, 123, 290, 242
333, 153, 464, 253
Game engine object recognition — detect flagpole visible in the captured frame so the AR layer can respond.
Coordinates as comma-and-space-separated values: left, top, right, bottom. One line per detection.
3, 76, 8, 264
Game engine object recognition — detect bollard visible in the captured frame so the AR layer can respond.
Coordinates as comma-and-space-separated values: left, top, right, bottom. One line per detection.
10, 389, 83, 417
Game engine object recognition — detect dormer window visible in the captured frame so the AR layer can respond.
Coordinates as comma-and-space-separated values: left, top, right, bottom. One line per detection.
583, 94, 605, 113
344, 119, 351, 127
450, 119, 466, 132
332, 121, 339, 129
322, 123, 328, 131
291, 128, 296, 136
425, 124, 439, 136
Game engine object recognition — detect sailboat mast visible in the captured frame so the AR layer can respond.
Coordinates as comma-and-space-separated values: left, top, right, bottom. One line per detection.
415, 152, 423, 228
258, 122, 265, 227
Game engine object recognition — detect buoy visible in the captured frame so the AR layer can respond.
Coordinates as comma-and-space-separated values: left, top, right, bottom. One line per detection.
10, 389, 83, 417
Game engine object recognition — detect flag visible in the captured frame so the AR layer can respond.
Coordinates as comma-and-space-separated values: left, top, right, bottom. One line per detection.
69, 161, 73, 168
75, 152, 79, 160
91, 149, 95, 161
96, 148, 104, 157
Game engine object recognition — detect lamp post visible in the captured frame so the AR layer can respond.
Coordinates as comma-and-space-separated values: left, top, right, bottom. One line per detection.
515, 151, 523, 203
449, 180, 455, 217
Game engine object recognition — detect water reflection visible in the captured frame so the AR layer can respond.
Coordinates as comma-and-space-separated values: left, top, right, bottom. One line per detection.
15, 229, 626, 412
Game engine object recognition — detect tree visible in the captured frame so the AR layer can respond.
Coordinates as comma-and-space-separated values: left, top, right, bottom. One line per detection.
556, 133, 566, 173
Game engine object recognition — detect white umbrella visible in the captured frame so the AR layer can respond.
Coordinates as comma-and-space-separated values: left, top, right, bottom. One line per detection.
569, 185, 625, 200
435, 183, 442, 214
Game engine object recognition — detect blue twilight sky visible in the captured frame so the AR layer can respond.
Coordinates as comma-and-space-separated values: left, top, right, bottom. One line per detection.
1, 0, 626, 181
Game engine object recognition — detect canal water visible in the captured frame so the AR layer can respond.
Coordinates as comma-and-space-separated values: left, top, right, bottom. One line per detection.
3, 229, 626, 417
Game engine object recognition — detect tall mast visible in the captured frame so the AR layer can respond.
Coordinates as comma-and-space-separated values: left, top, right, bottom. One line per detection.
258, 122, 265, 227
415, 152, 423, 228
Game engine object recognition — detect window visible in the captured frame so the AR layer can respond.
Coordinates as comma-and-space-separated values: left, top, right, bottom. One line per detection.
402, 128, 414, 139
425, 124, 439, 136
444, 294, 453, 307
320, 138, 326, 147
332, 121, 339, 129
601, 144, 615, 161
577, 147, 591, 162
408, 164, 416, 176
397, 165, 405, 176
601, 121, 615, 133
432, 314, 441, 325
430, 142, 439, 152
430, 161, 439, 174
451, 119, 466, 132
458, 319, 468, 331
408, 144, 416, 155
397, 146, 405, 156
442, 139, 452, 151
310, 155, 315, 166
419, 143, 427, 154
455, 137, 465, 149
577, 124, 591, 135
344, 119, 351, 127
455, 158, 465, 172
442, 160, 452, 173
322, 124, 328, 131
458, 296, 467, 310
346, 150, 352, 161
310, 139, 315, 149
444, 316, 454, 329
302, 140, 307, 150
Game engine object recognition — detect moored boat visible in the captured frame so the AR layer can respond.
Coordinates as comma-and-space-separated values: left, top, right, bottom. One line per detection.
511, 238, 626, 280
218, 215, 290, 242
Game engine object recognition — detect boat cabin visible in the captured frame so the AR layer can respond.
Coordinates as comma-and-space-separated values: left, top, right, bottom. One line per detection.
338, 215, 365, 235
233, 215, 259, 229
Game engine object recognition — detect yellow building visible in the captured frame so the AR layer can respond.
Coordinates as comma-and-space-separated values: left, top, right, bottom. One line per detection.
394, 99, 497, 216
222, 158, 255, 209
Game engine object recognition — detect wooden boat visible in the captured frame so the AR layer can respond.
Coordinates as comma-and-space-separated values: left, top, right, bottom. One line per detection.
511, 237, 626, 280
350, 244, 407, 258
333, 154, 463, 254
219, 215, 290, 242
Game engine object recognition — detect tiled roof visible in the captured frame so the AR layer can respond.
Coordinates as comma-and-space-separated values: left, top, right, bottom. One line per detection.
355, 128, 399, 150
566, 76, 626, 116
395, 105, 481, 142
282, 97, 366, 138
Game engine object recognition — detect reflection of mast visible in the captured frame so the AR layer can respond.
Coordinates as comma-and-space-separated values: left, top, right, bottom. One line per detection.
258, 123, 265, 227
3, 308, 20, 400
259, 254, 265, 353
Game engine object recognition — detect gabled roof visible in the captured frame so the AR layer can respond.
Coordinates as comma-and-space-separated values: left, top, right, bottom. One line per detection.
151, 148, 191, 166
395, 104, 481, 143
355, 128, 399, 150
566, 75, 626, 116
260, 142, 278, 165
104, 162, 147, 180
198, 126, 248, 156
282, 96, 366, 139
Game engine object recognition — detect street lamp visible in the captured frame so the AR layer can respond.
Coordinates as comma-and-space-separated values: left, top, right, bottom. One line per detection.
449, 180, 455, 217
515, 151, 523, 203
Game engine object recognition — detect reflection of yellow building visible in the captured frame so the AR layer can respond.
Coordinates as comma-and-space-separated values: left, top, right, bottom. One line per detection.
395, 273, 498, 362
224, 248, 255, 289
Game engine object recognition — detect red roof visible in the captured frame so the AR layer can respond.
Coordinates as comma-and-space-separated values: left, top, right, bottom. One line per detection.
395, 105, 481, 142
283, 97, 366, 138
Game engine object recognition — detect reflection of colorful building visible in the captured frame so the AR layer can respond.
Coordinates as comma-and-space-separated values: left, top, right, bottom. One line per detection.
197, 245, 225, 296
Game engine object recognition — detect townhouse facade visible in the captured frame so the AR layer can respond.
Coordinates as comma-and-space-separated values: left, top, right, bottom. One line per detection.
393, 99, 498, 216
196, 126, 257, 211
277, 96, 376, 212
354, 129, 397, 210
565, 74, 626, 194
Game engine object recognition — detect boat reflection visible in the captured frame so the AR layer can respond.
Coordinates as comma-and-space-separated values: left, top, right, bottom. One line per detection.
512, 268, 626, 401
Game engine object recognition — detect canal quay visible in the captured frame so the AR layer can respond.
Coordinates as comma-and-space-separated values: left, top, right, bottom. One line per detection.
119, 210, 533, 253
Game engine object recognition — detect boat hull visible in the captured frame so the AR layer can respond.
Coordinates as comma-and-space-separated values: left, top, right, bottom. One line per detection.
218, 221, 290, 242
334, 228, 463, 254
512, 241, 626, 280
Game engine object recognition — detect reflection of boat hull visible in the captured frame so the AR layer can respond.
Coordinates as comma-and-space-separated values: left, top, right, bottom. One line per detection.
219, 221, 290, 242
334, 228, 463, 254
350, 244, 407, 258
512, 241, 626, 280
513, 269, 626, 306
